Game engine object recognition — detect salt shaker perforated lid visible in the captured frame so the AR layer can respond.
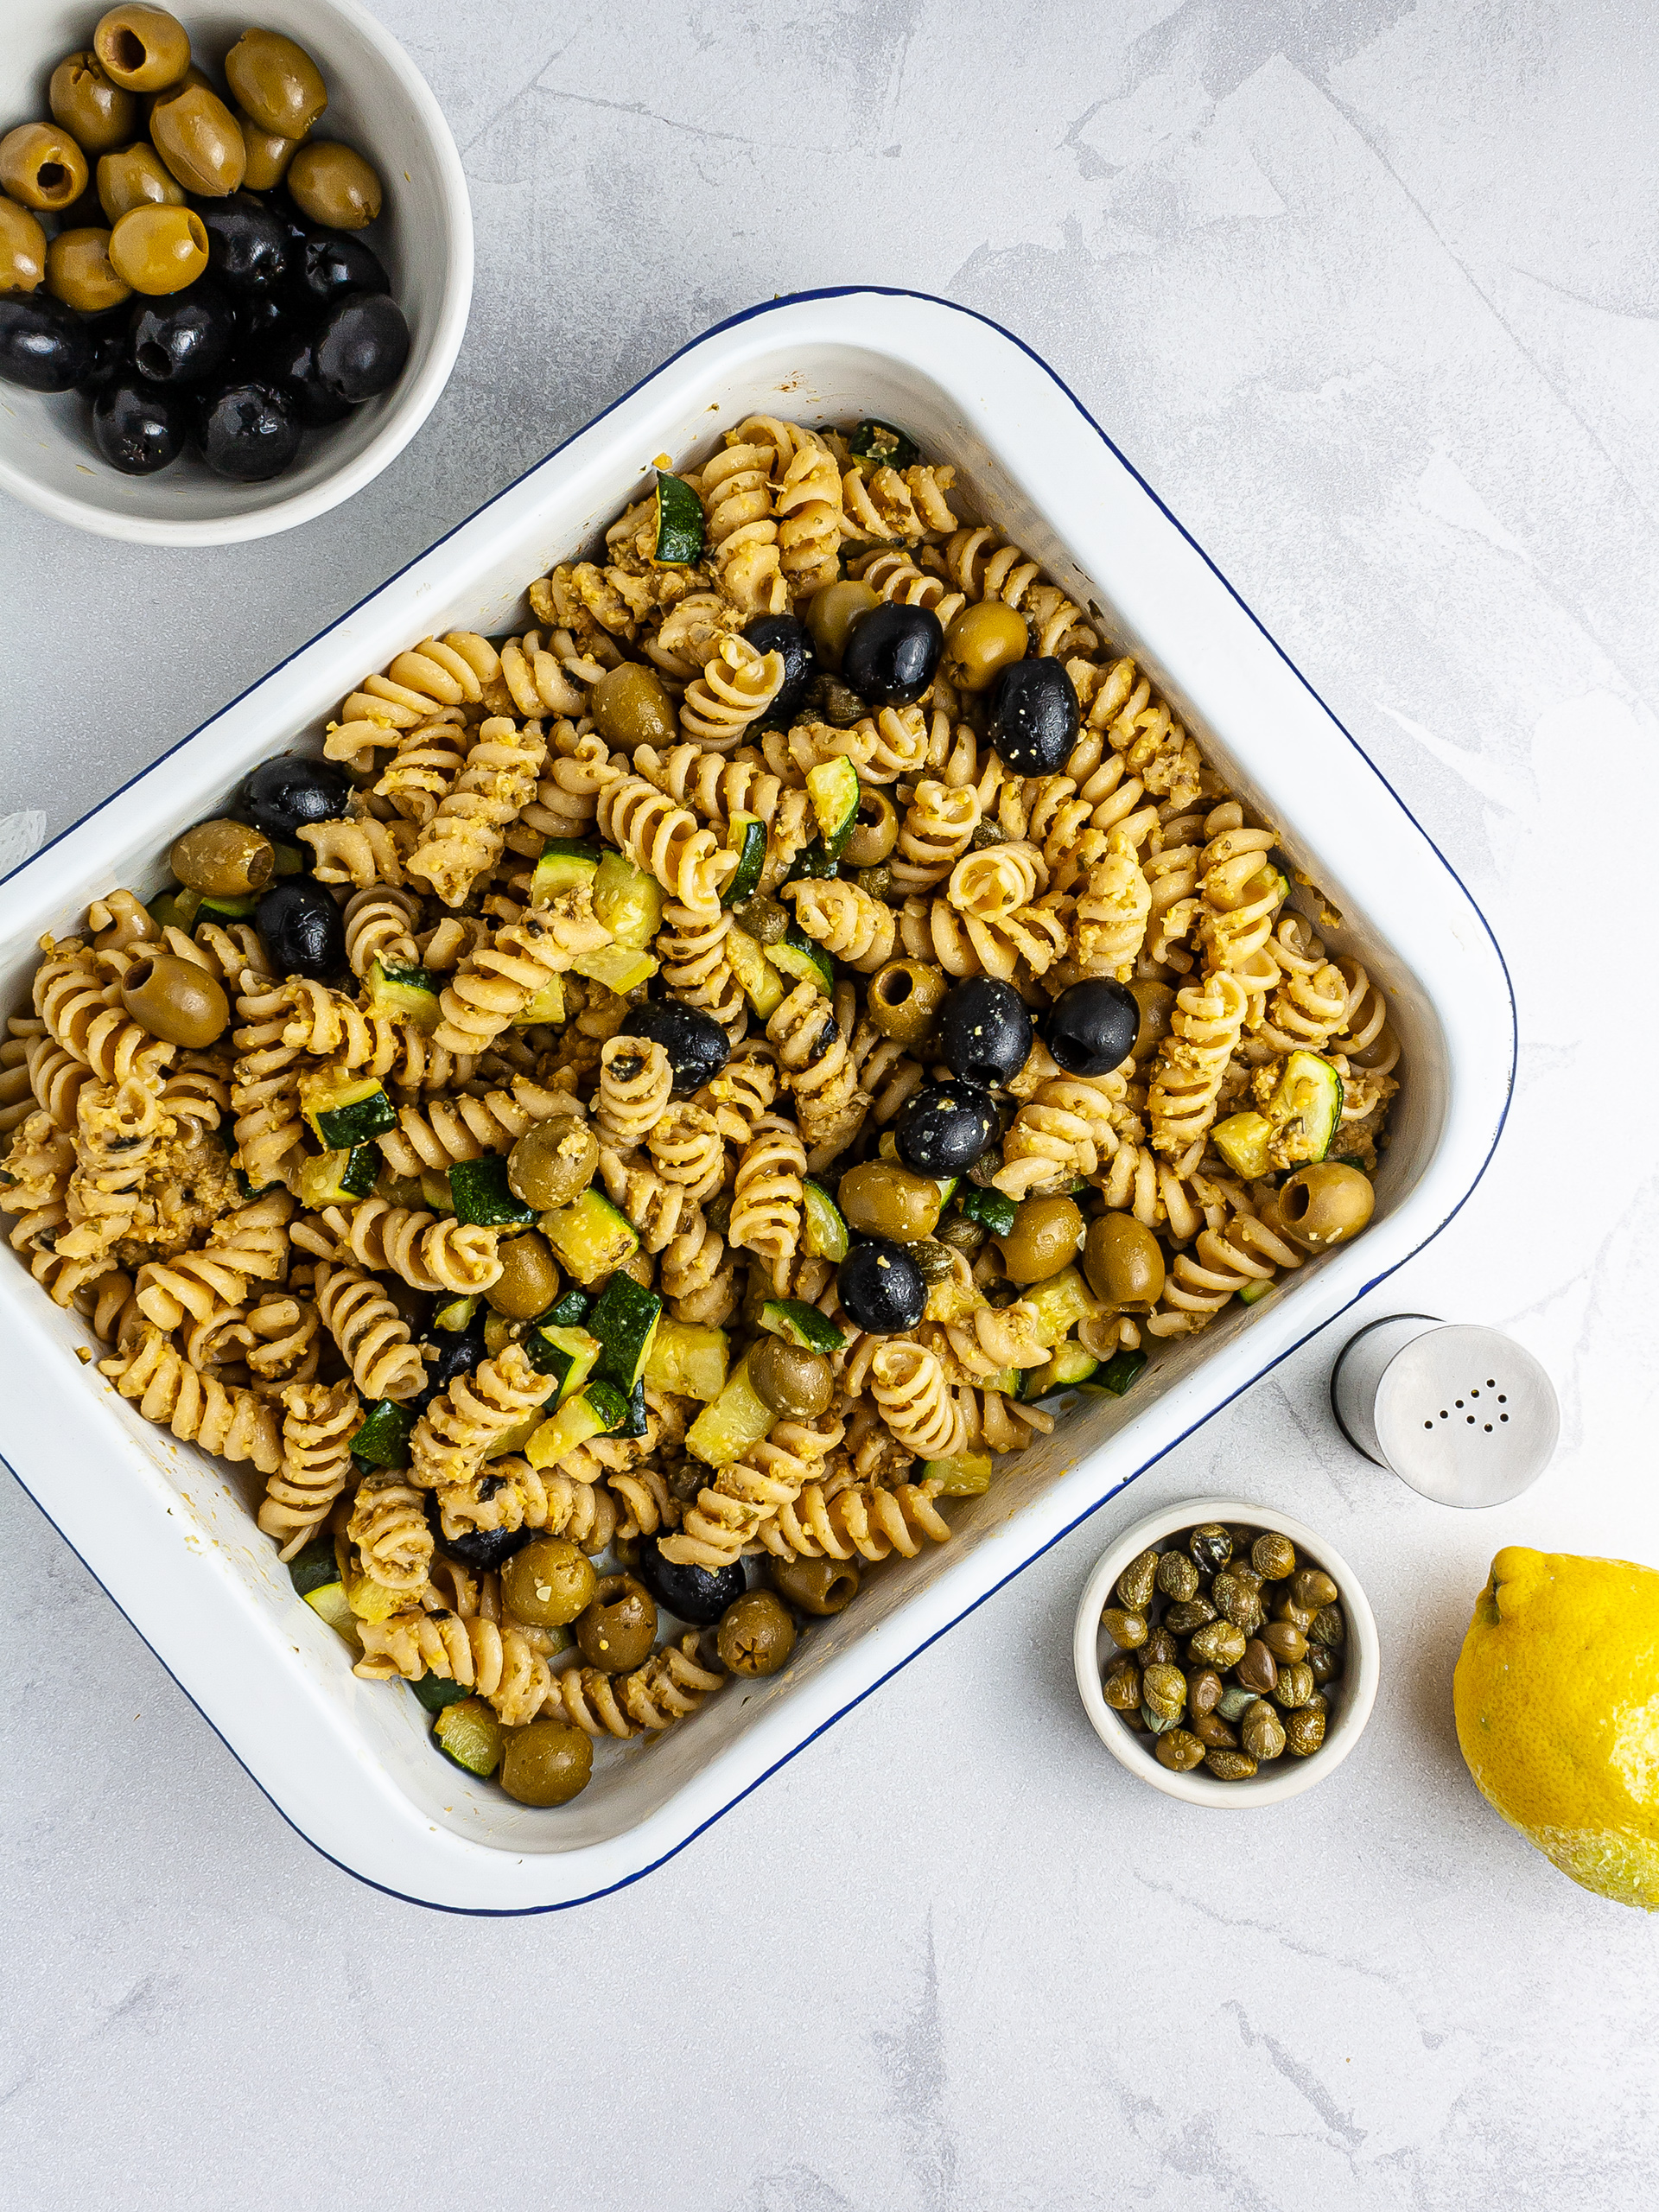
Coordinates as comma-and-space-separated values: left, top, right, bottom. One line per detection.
1330, 1315, 1559, 1508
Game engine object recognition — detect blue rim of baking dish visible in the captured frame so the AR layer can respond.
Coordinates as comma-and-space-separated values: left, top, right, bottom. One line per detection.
0, 286, 1518, 1913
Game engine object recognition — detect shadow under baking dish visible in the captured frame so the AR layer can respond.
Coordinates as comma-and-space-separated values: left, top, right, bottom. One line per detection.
0, 289, 1516, 1912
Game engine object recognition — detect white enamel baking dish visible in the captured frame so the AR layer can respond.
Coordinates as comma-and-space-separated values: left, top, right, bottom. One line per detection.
0, 290, 1515, 1911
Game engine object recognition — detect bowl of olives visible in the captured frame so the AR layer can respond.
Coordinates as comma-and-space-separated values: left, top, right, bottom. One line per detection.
1072, 1497, 1380, 1808
0, 0, 471, 541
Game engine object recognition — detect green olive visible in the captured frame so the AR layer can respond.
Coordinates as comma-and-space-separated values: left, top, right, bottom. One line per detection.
500, 1535, 595, 1628
728, 892, 790, 946
0, 124, 90, 213
1084, 1211, 1166, 1308
944, 598, 1027, 692
1347, 1020, 1399, 1072
149, 80, 246, 196
0, 198, 48, 294
837, 1160, 942, 1243
806, 579, 880, 671
168, 818, 273, 898
96, 140, 184, 221
50, 53, 140, 155
588, 661, 676, 750
119, 954, 228, 1049
750, 1337, 833, 1420
841, 790, 898, 868
499, 1719, 593, 1806
717, 1589, 798, 1678
46, 227, 130, 315
769, 1555, 860, 1616
866, 957, 946, 1046
237, 113, 300, 192
486, 1232, 561, 1320
286, 139, 382, 229
1129, 977, 1176, 1060
508, 1117, 598, 1211
109, 200, 206, 291
94, 6, 192, 93
1277, 1162, 1374, 1251
995, 1194, 1084, 1285
575, 1574, 658, 1673
224, 28, 328, 142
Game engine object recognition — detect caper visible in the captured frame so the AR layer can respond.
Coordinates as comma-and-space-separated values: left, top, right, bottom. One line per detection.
575, 1573, 657, 1673
750, 1336, 832, 1420
0, 199, 48, 295
1284, 1700, 1327, 1757
150, 79, 247, 196
1278, 1161, 1375, 1251
170, 819, 274, 899
486, 1232, 561, 1321
1251, 1530, 1296, 1580
1307, 1642, 1342, 1686
119, 954, 228, 1048
97, 139, 185, 221
1115, 1547, 1159, 1613
1083, 1211, 1165, 1309
1155, 1549, 1198, 1602
51, 52, 140, 154
1189, 1522, 1232, 1575
0, 124, 90, 213
1101, 1605, 1147, 1651
589, 661, 676, 750
1214, 1683, 1256, 1723
1275, 1592, 1317, 1633
238, 114, 300, 191
935, 1215, 984, 1260
943, 598, 1028, 692
907, 1237, 956, 1283
1141, 1662, 1185, 1722
1271, 1662, 1315, 1710
1304, 1605, 1344, 1655
94, 6, 192, 92
806, 579, 880, 671
1290, 1567, 1338, 1611
837, 1160, 941, 1243
1192, 1711, 1237, 1749
288, 140, 383, 230
45, 228, 130, 316
839, 789, 899, 868
1210, 1568, 1262, 1635
727, 893, 787, 947
224, 28, 328, 141
1154, 1727, 1206, 1774
1261, 1620, 1307, 1665
1163, 1595, 1216, 1637
769, 1556, 859, 1616
499, 1719, 592, 1806
501, 1535, 595, 1628
996, 1194, 1084, 1287
1141, 1701, 1179, 1736
1205, 1749, 1258, 1782
866, 957, 947, 1047
1186, 1668, 1224, 1717
1141, 1625, 1179, 1669
1241, 1700, 1287, 1761
716, 1589, 797, 1678
1101, 1656, 1141, 1711
1234, 1638, 1278, 1694
509, 1117, 597, 1210
108, 201, 207, 292
1189, 1618, 1246, 1670
853, 863, 896, 904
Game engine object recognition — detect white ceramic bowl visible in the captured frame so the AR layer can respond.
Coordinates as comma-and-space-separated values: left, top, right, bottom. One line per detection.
1073, 1497, 1380, 1806
0, 0, 471, 543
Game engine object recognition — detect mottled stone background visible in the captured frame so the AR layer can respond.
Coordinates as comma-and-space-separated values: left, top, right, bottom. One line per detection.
3, 3, 1657, 2206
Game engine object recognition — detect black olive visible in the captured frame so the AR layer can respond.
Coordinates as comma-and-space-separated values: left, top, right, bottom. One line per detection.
242, 754, 352, 841
895, 1078, 998, 1176
988, 656, 1080, 775
0, 292, 94, 392
257, 878, 344, 980
635, 1535, 746, 1626
284, 227, 389, 315
194, 192, 292, 296
230, 291, 297, 371
842, 602, 944, 709
74, 309, 133, 396
742, 613, 817, 721
935, 978, 1033, 1089
1044, 979, 1139, 1077
194, 377, 302, 481
268, 321, 353, 425
837, 1238, 927, 1334
428, 1501, 534, 1573
410, 1307, 488, 1413
312, 289, 409, 403
92, 376, 188, 474
620, 1000, 729, 1096
128, 280, 236, 386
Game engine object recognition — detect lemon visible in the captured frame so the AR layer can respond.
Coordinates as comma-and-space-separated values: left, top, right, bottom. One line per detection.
1453, 1546, 1659, 1910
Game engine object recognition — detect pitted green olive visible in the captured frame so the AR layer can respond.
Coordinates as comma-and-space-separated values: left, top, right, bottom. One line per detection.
995, 1194, 1083, 1285
50, 52, 140, 153
499, 1719, 592, 1805
94, 7, 192, 93
0, 199, 48, 295
508, 1118, 598, 1211
287, 140, 382, 229
119, 954, 228, 1048
1277, 1162, 1375, 1251
944, 598, 1027, 692
486, 1232, 561, 1320
575, 1574, 657, 1673
769, 1555, 859, 1615
169, 818, 273, 898
1129, 978, 1176, 1060
224, 28, 328, 141
837, 1160, 942, 1243
149, 80, 246, 196
46, 228, 130, 315
841, 789, 898, 868
866, 958, 946, 1047
806, 579, 880, 671
1084, 1211, 1165, 1308
500, 1536, 594, 1628
97, 140, 185, 221
0, 124, 90, 213
237, 114, 300, 191
589, 661, 676, 750
716, 1590, 797, 1678
750, 1337, 833, 1420
108, 200, 206, 291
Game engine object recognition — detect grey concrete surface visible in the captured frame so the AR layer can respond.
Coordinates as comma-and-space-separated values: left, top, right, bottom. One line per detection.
3, 3, 1658, 2207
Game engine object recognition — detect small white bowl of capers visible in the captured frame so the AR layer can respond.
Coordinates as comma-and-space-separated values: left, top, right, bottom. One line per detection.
1072, 1497, 1379, 1807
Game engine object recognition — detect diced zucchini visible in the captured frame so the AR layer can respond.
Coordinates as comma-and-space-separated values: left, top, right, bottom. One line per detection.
727, 925, 787, 1018
487, 1409, 548, 1460
287, 1534, 341, 1598
1097, 1348, 1148, 1396
527, 1323, 601, 1400
1212, 1109, 1273, 1182
431, 1292, 480, 1333
366, 959, 440, 1032
807, 757, 861, 856
408, 1671, 471, 1713
378, 1168, 428, 1209
1023, 1265, 1103, 1345
448, 1154, 537, 1228
783, 839, 839, 883
923, 1265, 983, 1325
483, 1312, 517, 1357
339, 1532, 411, 1624
524, 1381, 630, 1467
686, 1354, 775, 1468
1237, 1278, 1274, 1306
721, 815, 767, 906
976, 1366, 1021, 1396
849, 417, 920, 470
272, 842, 303, 876
302, 1579, 358, 1641
1263, 1051, 1344, 1167
767, 923, 834, 995
540, 1186, 639, 1285
1019, 1338, 1101, 1401
615, 1377, 650, 1439
302, 1071, 397, 1149
512, 975, 566, 1027
530, 840, 601, 904
923, 1452, 994, 1495
351, 1398, 416, 1470
197, 891, 258, 918
571, 942, 658, 995
434, 1696, 505, 1777
652, 469, 705, 566
421, 1168, 454, 1216
234, 1167, 283, 1202
543, 1288, 594, 1327
592, 851, 664, 949
759, 1299, 845, 1355
643, 1316, 729, 1402
954, 1185, 1018, 1237
296, 1142, 378, 1211
803, 1180, 849, 1262
588, 1274, 663, 1394
148, 887, 201, 933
